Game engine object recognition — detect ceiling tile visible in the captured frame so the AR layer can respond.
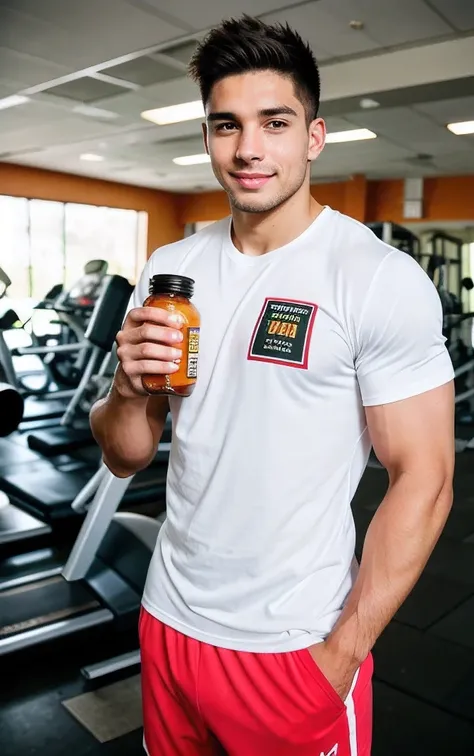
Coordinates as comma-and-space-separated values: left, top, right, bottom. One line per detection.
0, 6, 70, 70
323, 115, 363, 132
314, 0, 452, 48
343, 106, 447, 140
0, 82, 20, 99
123, 0, 310, 32
83, 90, 161, 119
414, 95, 474, 125
131, 77, 201, 107
0, 0, 188, 72
433, 148, 474, 170
0, 98, 70, 133
0, 46, 72, 89
102, 57, 183, 87
0, 116, 124, 154
260, 3, 380, 59
43, 77, 130, 103
161, 41, 199, 67
427, 0, 474, 32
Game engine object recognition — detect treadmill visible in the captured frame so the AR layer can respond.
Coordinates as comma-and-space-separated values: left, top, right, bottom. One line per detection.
0, 413, 171, 552
0, 266, 73, 423
0, 275, 136, 549
0, 459, 166, 657
24, 272, 133, 450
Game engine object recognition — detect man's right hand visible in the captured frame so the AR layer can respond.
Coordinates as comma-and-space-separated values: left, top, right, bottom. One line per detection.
114, 307, 184, 398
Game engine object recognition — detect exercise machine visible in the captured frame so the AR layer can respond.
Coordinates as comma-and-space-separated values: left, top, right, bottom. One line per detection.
0, 457, 167, 658
33, 260, 109, 388
366, 222, 421, 258
0, 274, 138, 549
24, 272, 133, 449
0, 263, 113, 413
0, 268, 52, 395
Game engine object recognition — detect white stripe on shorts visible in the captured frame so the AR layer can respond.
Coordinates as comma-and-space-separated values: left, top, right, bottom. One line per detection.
345, 668, 360, 755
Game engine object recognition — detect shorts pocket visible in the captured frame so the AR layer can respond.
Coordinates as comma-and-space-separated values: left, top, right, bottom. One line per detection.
297, 648, 349, 713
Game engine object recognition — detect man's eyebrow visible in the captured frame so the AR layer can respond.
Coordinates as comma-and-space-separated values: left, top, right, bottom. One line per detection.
207, 106, 298, 122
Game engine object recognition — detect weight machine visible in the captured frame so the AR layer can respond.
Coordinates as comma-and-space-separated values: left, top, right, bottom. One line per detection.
366, 222, 421, 258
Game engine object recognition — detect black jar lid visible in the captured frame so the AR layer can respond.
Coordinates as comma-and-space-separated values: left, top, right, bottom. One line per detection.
149, 274, 195, 298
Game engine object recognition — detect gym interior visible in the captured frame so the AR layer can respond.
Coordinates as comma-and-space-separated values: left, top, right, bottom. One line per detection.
1, 1, 474, 754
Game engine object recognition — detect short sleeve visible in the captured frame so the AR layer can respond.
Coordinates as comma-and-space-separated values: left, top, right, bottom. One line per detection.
355, 250, 454, 406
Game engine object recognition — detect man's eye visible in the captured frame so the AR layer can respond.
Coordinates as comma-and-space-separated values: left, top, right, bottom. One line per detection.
268, 120, 286, 129
216, 123, 236, 131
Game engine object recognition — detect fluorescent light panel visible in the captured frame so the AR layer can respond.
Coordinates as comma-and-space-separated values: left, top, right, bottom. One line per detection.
325, 128, 377, 143
142, 100, 204, 125
173, 154, 211, 166
0, 95, 29, 111
80, 153, 104, 162
447, 120, 474, 135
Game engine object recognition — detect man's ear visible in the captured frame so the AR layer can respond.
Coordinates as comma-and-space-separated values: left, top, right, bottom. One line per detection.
307, 118, 326, 163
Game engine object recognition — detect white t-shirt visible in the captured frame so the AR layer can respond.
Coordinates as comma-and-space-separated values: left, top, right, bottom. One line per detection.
129, 206, 454, 653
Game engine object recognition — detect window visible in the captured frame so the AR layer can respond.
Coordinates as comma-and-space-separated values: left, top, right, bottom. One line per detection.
0, 195, 147, 304
29, 200, 65, 300
64, 204, 143, 289
0, 196, 30, 300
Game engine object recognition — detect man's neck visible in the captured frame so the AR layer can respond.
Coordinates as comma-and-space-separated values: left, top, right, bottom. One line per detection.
231, 192, 324, 257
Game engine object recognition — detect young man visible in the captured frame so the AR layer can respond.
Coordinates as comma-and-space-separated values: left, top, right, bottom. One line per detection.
90, 15, 455, 756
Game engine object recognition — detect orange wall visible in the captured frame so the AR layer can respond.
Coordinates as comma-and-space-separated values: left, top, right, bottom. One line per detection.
176, 190, 230, 224
423, 175, 474, 221
366, 179, 404, 223
2, 163, 474, 255
179, 174, 474, 226
0, 162, 184, 254
178, 178, 363, 224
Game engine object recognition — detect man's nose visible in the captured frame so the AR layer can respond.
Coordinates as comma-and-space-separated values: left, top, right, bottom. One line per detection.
235, 125, 265, 162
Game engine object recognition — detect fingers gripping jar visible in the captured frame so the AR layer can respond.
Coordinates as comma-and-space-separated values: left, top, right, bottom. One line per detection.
142, 274, 200, 397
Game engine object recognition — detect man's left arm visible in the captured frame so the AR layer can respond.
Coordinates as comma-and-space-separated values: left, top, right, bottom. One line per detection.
308, 249, 456, 700
313, 381, 455, 699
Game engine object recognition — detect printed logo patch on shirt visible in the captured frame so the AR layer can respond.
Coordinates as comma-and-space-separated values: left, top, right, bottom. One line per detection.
247, 298, 318, 368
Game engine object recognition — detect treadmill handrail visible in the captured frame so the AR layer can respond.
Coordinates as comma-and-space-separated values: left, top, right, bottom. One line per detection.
13, 341, 88, 357
62, 469, 134, 582
71, 464, 109, 513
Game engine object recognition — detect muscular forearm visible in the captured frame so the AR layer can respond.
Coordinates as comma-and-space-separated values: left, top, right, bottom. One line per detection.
90, 384, 159, 478
327, 473, 453, 664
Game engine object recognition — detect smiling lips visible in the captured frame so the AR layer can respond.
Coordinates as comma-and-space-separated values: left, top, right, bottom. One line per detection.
232, 172, 274, 189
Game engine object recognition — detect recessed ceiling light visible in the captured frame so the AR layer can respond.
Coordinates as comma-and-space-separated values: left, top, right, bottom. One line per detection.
326, 128, 377, 143
173, 153, 211, 166
80, 153, 104, 162
349, 20, 365, 30
141, 100, 204, 126
360, 98, 380, 109
0, 95, 29, 111
447, 120, 474, 135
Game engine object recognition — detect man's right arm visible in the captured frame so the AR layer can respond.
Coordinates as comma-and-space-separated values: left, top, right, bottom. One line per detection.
90, 377, 169, 478
90, 305, 184, 478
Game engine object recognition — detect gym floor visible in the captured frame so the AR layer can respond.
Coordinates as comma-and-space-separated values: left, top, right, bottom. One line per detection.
2, 454, 474, 755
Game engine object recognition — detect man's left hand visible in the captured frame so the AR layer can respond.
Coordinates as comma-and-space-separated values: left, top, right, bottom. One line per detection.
307, 640, 360, 703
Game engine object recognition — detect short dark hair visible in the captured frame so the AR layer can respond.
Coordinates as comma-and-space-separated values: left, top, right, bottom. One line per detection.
188, 15, 320, 125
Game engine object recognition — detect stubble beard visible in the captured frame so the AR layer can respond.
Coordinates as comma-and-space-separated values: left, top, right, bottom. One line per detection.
225, 164, 309, 215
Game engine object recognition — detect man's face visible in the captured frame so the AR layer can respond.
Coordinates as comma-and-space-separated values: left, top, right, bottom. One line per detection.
203, 70, 325, 214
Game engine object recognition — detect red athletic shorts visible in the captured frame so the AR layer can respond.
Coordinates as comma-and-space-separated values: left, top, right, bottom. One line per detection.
139, 607, 373, 756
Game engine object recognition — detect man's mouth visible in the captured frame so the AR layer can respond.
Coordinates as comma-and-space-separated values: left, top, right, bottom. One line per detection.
231, 172, 275, 189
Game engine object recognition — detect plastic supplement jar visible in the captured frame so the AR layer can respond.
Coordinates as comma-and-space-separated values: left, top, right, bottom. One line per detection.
142, 274, 200, 397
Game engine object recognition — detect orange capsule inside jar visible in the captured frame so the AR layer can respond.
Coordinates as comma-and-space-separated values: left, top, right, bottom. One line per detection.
141, 274, 200, 397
